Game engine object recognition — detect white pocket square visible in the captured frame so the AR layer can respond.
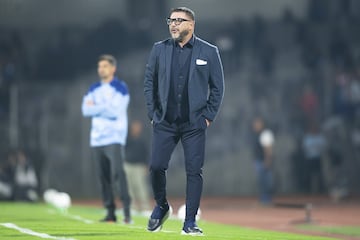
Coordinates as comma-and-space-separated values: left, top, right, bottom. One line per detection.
196, 59, 207, 65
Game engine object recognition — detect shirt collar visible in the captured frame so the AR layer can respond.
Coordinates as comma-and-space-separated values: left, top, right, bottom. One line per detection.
101, 76, 117, 84
174, 34, 195, 48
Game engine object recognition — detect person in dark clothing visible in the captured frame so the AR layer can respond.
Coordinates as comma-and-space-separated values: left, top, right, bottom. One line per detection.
13, 150, 39, 202
302, 124, 326, 193
252, 117, 275, 205
0, 153, 14, 201
144, 7, 224, 235
124, 120, 151, 214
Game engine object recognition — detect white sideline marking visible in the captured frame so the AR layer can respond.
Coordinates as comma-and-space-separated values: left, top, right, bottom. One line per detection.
162, 230, 177, 233
46, 208, 176, 233
46, 209, 93, 224
66, 214, 94, 224
0, 223, 76, 240
126, 225, 144, 229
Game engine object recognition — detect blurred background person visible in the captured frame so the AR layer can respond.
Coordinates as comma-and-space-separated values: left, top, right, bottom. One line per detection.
326, 129, 348, 202
13, 149, 39, 202
299, 84, 320, 129
252, 117, 275, 205
82, 54, 132, 224
0, 168, 12, 201
0, 151, 15, 201
124, 120, 151, 216
302, 123, 326, 193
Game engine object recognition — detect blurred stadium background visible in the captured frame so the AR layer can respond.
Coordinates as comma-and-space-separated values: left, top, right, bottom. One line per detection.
0, 0, 359, 200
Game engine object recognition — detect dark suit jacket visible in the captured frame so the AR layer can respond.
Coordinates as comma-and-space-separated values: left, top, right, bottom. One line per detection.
144, 36, 225, 124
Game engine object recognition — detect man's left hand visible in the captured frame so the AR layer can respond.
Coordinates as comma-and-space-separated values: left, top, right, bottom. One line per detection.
205, 119, 211, 127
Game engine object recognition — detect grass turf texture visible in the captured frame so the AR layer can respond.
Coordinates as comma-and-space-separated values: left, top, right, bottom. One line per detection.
299, 224, 360, 237
0, 202, 337, 240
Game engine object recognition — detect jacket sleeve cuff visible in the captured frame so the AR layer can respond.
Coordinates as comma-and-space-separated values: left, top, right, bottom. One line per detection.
203, 112, 215, 122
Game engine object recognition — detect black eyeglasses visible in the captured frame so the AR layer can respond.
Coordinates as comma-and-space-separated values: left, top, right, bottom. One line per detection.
166, 18, 191, 26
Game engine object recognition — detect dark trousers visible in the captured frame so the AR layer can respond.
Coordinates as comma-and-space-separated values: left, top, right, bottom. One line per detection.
304, 156, 324, 193
255, 160, 273, 204
92, 144, 131, 217
150, 118, 207, 223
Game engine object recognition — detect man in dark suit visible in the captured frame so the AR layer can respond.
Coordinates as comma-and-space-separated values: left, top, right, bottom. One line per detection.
144, 7, 224, 235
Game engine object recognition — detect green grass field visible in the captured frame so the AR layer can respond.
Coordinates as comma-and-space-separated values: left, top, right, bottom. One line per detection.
0, 202, 340, 240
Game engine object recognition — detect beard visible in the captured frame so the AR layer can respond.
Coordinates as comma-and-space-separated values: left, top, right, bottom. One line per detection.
172, 29, 190, 43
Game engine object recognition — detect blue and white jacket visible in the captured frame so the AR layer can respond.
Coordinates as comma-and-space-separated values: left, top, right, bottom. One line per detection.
82, 77, 129, 147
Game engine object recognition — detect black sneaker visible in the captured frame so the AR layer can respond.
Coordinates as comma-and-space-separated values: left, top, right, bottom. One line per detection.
181, 222, 203, 236
147, 204, 170, 232
100, 214, 117, 223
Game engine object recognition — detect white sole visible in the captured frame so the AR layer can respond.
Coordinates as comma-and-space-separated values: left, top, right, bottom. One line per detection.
149, 225, 162, 232
181, 230, 204, 236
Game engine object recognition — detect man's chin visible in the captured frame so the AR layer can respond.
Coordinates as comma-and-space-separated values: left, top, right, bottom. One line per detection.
170, 33, 180, 40
99, 76, 110, 81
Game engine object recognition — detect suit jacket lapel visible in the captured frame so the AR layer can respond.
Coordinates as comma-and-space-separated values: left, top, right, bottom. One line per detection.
189, 37, 200, 82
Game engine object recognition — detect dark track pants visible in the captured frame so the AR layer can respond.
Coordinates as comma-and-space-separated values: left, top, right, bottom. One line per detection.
92, 144, 131, 217
150, 118, 207, 223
